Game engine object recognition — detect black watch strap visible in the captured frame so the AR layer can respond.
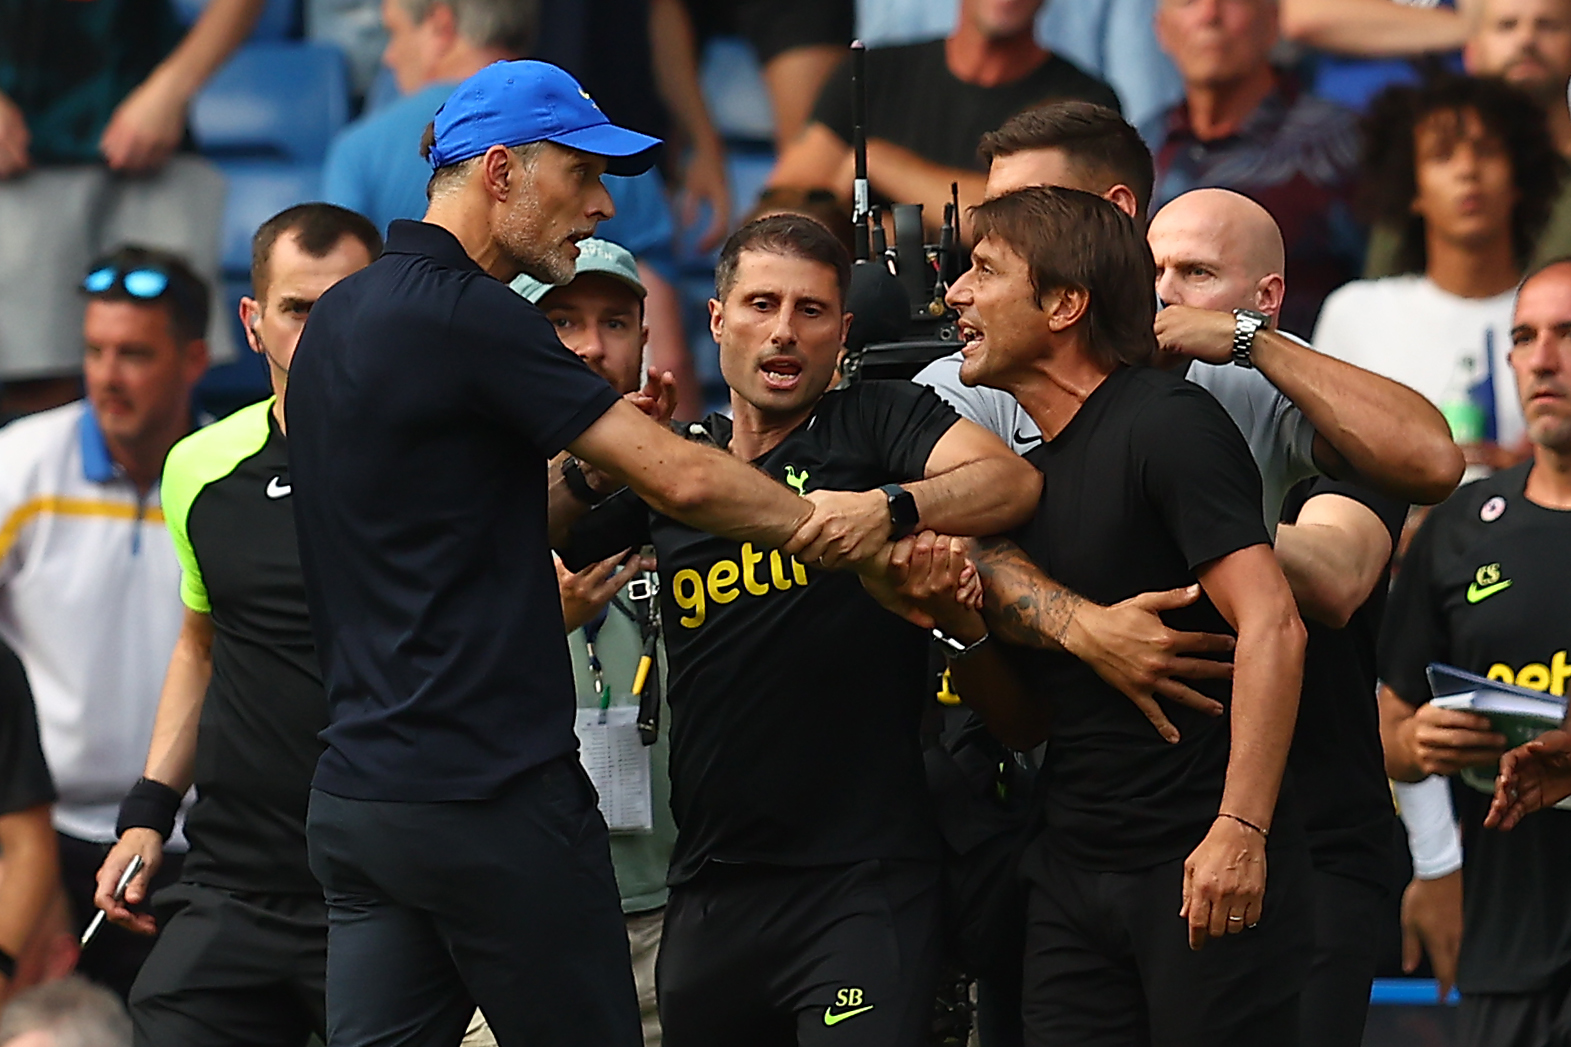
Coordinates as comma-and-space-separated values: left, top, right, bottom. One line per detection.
881, 483, 920, 541
562, 456, 608, 506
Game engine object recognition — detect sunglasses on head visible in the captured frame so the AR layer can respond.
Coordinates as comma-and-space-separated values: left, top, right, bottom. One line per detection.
82, 265, 170, 299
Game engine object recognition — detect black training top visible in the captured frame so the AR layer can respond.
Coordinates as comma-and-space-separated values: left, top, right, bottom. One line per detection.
1281, 477, 1404, 891
1380, 463, 1571, 994
567, 381, 958, 883
0, 638, 54, 817
287, 220, 622, 803
811, 40, 1121, 173
161, 401, 322, 894
1005, 366, 1285, 873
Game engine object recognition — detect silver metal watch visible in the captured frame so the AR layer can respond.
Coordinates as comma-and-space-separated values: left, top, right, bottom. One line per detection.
1231, 308, 1269, 369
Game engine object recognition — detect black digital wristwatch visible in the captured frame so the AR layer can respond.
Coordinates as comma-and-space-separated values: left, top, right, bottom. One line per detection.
881, 483, 920, 541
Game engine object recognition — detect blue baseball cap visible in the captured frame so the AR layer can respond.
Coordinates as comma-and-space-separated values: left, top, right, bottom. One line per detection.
428, 60, 661, 175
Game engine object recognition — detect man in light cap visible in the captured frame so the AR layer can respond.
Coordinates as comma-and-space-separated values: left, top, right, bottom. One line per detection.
285, 60, 865, 1047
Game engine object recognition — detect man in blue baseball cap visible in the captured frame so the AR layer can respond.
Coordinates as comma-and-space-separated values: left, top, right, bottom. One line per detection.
284, 59, 849, 1047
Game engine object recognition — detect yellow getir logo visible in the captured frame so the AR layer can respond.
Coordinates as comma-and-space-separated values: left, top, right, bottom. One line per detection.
670, 543, 810, 628
1487, 651, 1571, 695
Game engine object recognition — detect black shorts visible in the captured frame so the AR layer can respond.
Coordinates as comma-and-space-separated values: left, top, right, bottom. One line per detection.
734, 0, 853, 63
129, 882, 326, 1047
1021, 844, 1313, 1047
658, 859, 942, 1047
1458, 967, 1571, 1047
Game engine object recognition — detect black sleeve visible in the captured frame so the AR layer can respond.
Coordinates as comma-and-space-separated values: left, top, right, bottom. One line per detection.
558, 487, 654, 572
0, 639, 55, 816
808, 53, 855, 144
1293, 476, 1408, 546
1378, 506, 1449, 709
457, 281, 622, 458
1136, 383, 1271, 570
849, 381, 962, 481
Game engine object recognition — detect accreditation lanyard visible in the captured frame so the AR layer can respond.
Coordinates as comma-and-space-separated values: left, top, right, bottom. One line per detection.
583, 573, 662, 743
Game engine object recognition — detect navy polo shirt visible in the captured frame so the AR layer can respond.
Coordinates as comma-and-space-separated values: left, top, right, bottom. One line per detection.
286, 219, 621, 802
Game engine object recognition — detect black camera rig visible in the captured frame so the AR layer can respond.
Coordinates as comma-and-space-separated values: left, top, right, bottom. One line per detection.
841, 41, 968, 383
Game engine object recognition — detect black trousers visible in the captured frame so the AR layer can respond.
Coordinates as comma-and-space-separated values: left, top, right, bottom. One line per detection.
306, 755, 641, 1047
129, 882, 326, 1047
58, 832, 184, 1000
1299, 869, 1385, 1047
1459, 965, 1571, 1047
657, 859, 943, 1047
1021, 845, 1313, 1047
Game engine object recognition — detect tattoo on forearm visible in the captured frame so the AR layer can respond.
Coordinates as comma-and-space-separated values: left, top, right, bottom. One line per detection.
972, 537, 1085, 649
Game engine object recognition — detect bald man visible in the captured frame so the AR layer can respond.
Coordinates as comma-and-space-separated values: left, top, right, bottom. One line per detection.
918, 107, 1461, 518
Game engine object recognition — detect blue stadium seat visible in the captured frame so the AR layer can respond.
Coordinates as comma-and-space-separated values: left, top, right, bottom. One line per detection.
171, 0, 300, 40
215, 161, 322, 274
192, 43, 350, 165
700, 36, 774, 145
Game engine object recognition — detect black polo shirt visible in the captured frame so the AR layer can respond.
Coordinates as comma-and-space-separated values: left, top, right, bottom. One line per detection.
286, 220, 622, 802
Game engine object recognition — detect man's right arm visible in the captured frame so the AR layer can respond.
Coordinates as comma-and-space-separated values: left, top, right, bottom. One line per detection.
94, 608, 214, 935
972, 538, 1233, 743
569, 399, 814, 551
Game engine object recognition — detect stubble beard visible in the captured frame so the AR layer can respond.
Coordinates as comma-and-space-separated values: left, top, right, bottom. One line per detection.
496, 190, 576, 285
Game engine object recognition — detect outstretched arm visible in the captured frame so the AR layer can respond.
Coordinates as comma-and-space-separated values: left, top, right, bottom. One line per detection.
1155, 307, 1464, 504
570, 399, 813, 550
790, 419, 1041, 568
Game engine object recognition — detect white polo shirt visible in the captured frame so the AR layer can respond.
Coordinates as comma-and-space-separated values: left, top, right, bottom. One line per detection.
0, 401, 187, 845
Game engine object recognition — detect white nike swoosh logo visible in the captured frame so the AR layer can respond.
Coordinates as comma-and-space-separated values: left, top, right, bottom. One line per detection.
266, 477, 292, 499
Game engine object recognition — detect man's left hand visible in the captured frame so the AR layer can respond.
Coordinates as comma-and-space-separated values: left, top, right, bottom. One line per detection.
786, 489, 891, 569
628, 366, 679, 426
1154, 305, 1237, 367
1181, 815, 1267, 950
556, 551, 651, 633
99, 73, 187, 172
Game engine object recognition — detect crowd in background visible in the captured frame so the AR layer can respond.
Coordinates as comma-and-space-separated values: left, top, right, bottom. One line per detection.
3, 0, 1571, 1044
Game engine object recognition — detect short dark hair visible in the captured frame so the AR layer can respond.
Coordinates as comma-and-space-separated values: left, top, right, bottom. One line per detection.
714, 213, 852, 305
747, 186, 857, 259
419, 126, 546, 200
251, 203, 383, 301
968, 186, 1157, 369
1360, 74, 1566, 274
979, 101, 1156, 222
82, 245, 209, 343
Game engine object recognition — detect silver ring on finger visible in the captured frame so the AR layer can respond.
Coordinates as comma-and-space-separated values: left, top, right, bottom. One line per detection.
1226, 915, 1245, 923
